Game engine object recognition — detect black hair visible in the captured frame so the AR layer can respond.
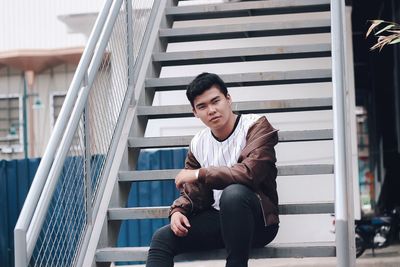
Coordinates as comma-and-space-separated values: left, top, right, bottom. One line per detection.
186, 72, 228, 108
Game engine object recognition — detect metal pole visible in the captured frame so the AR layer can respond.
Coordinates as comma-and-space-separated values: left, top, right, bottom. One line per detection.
331, 0, 351, 266
83, 72, 93, 225
22, 73, 28, 159
126, 0, 135, 106
14, 229, 27, 267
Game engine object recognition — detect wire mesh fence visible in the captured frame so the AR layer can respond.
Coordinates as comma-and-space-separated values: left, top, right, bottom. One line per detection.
28, 1, 155, 266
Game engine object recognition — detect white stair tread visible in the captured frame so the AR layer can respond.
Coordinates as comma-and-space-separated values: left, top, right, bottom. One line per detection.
118, 164, 334, 182
95, 242, 336, 262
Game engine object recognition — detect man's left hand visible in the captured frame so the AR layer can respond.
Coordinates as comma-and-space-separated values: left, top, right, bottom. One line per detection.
175, 169, 198, 189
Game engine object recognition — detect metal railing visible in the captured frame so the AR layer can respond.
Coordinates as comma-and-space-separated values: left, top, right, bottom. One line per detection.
14, 0, 156, 266
331, 0, 355, 266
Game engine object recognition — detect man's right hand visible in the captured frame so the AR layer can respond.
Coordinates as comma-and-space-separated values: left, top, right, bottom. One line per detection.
170, 212, 191, 237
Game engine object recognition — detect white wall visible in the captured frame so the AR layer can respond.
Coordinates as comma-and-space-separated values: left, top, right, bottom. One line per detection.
0, 0, 104, 52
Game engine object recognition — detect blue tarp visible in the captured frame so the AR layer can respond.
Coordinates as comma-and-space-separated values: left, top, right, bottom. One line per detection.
0, 149, 187, 267
0, 158, 40, 267
117, 149, 185, 248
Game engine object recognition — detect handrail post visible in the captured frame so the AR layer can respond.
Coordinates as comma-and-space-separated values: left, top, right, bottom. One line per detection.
84, 70, 93, 224
331, 0, 353, 266
14, 229, 27, 267
126, 0, 135, 107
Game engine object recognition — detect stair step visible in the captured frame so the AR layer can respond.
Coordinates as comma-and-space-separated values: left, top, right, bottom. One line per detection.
166, 0, 330, 21
128, 130, 332, 149
146, 70, 331, 91
160, 13, 330, 42
108, 203, 334, 220
137, 98, 332, 119
96, 242, 335, 262
119, 164, 334, 182
153, 43, 331, 66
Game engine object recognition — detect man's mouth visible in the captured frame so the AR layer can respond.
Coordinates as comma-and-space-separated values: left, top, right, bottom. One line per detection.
210, 116, 220, 122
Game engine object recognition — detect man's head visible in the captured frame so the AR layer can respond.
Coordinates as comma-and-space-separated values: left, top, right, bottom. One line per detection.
186, 72, 228, 108
186, 73, 236, 139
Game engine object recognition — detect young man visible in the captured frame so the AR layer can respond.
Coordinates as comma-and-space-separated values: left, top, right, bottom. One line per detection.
146, 73, 279, 267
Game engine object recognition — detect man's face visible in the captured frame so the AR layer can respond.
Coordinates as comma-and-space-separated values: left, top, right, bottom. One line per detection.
192, 86, 233, 132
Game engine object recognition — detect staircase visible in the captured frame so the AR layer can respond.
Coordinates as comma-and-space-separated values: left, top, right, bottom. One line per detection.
92, 0, 338, 265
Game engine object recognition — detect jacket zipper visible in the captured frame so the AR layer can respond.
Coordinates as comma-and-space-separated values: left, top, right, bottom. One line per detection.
257, 194, 268, 227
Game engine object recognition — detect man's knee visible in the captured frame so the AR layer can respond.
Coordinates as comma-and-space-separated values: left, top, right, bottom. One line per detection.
150, 225, 175, 247
220, 184, 252, 209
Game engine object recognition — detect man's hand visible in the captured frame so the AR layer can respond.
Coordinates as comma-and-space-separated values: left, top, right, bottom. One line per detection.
175, 169, 198, 189
170, 212, 191, 237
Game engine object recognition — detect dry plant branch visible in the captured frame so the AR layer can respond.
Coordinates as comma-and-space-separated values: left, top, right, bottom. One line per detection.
366, 20, 400, 51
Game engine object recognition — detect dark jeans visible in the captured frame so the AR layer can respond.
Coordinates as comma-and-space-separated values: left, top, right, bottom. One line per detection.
146, 184, 279, 267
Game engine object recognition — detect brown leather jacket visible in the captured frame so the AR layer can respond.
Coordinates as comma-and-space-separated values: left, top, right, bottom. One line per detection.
169, 116, 279, 226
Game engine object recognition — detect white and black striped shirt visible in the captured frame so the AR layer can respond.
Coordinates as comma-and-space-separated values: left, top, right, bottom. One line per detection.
190, 113, 263, 210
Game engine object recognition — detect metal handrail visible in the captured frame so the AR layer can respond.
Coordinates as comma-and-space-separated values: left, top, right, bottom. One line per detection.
14, 0, 123, 266
27, 0, 123, 256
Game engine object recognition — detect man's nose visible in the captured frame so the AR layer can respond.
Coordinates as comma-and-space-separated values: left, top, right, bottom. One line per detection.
208, 105, 216, 114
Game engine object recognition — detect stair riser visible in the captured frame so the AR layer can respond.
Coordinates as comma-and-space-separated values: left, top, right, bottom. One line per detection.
167, 0, 330, 21
169, 6, 330, 22
154, 43, 331, 66
146, 70, 332, 91
137, 98, 332, 118
163, 27, 331, 43
128, 129, 333, 149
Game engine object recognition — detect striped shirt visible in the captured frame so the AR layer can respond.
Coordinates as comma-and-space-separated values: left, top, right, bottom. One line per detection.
190, 113, 263, 210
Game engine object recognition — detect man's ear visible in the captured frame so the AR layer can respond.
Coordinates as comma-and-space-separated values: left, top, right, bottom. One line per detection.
193, 108, 198, 118
227, 93, 232, 104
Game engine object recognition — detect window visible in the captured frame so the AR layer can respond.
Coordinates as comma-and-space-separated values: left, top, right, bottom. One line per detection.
51, 92, 66, 128
51, 92, 83, 152
0, 95, 23, 154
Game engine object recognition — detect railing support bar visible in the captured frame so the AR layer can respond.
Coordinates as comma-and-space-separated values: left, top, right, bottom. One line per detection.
84, 105, 93, 224
331, 0, 353, 266
127, 0, 135, 107
14, 229, 27, 267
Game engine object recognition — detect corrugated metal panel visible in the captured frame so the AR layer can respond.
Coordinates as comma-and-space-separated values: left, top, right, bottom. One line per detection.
117, 149, 185, 249
0, 158, 40, 267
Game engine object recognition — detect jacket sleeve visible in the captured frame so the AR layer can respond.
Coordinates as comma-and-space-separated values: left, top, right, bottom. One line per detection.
168, 150, 214, 217
197, 116, 278, 191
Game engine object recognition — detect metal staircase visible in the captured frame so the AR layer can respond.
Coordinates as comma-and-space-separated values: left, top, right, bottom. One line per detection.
14, 0, 356, 266
96, 0, 337, 264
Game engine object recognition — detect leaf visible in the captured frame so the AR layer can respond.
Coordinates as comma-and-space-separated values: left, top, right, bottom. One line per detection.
390, 38, 400, 45
375, 24, 395, 35
370, 36, 391, 51
366, 20, 384, 37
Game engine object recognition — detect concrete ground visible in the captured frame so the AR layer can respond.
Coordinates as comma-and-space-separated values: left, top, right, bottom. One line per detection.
125, 244, 400, 267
